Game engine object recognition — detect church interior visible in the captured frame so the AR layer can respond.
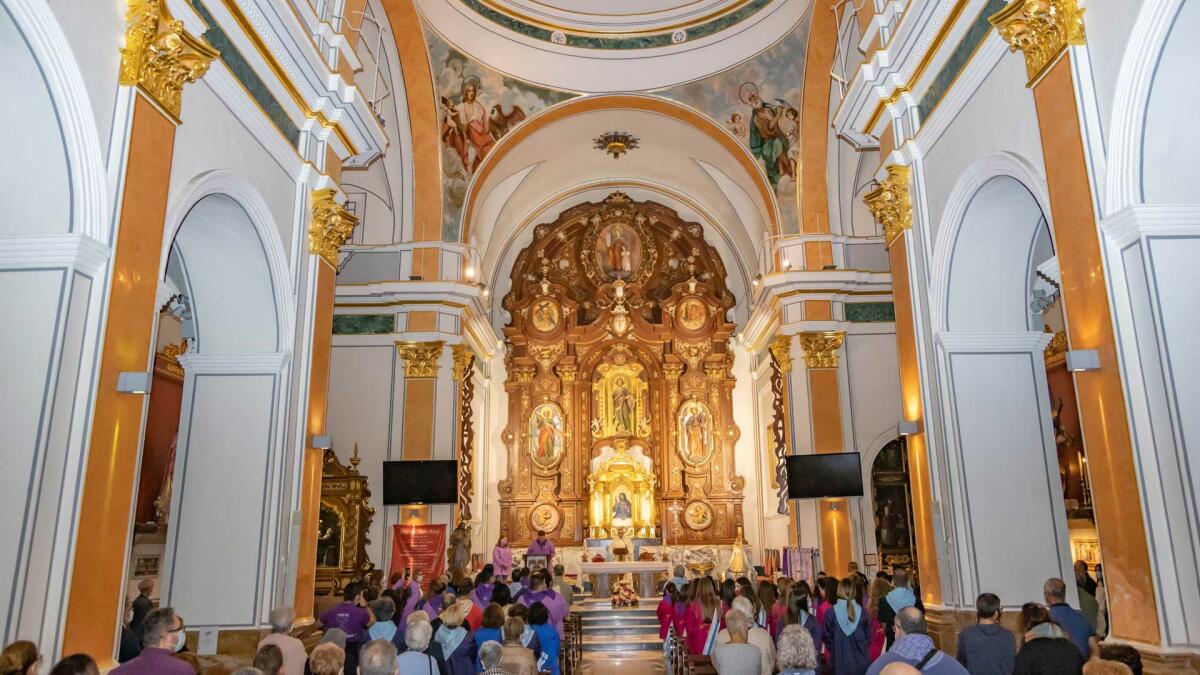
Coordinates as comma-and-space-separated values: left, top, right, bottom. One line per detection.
3, 0, 1199, 672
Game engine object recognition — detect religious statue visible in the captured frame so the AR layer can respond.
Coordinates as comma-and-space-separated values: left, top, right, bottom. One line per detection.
678, 401, 712, 465
448, 523, 471, 581
613, 493, 633, 520
612, 378, 633, 434
728, 526, 749, 575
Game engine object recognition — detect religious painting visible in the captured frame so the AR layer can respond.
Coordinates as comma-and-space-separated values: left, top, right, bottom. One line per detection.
612, 490, 634, 528
870, 438, 917, 574
676, 297, 708, 331
683, 500, 714, 531
592, 362, 649, 439
528, 403, 564, 467
529, 502, 561, 534
656, 16, 811, 233
677, 400, 714, 466
423, 29, 573, 240
530, 298, 561, 333
316, 503, 343, 567
594, 222, 642, 280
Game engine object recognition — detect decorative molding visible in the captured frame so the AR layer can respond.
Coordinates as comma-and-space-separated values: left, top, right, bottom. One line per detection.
396, 340, 444, 378
934, 330, 1052, 352
768, 335, 793, 374
176, 351, 289, 374
798, 331, 845, 369
988, 0, 1086, 85
0, 234, 109, 276
864, 165, 913, 247
119, 0, 218, 121
309, 188, 359, 267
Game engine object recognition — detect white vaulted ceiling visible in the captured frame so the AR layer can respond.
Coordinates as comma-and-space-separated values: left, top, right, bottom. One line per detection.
415, 0, 811, 92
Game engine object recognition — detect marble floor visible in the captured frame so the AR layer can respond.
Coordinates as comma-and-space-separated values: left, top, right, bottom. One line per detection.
580, 650, 667, 675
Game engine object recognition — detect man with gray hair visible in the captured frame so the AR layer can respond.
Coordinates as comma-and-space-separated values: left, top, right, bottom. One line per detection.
479, 640, 512, 675
878, 568, 922, 648
111, 607, 193, 674
866, 607, 967, 675
257, 606, 307, 675
550, 564, 575, 608
358, 638, 399, 675
714, 597, 774, 675
397, 620, 444, 672
1045, 576, 1097, 659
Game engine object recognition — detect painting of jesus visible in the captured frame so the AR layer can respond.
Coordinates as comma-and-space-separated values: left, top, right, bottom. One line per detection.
528, 403, 564, 466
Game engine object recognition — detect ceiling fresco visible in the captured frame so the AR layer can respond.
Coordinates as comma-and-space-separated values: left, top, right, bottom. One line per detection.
422, 8, 811, 240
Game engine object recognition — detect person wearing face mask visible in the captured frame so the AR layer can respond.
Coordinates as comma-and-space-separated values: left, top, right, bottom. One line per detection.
111, 607, 193, 674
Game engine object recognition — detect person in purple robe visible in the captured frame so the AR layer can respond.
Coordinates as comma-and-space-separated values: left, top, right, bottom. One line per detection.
526, 530, 555, 562
519, 569, 568, 638
471, 565, 497, 609
417, 579, 449, 620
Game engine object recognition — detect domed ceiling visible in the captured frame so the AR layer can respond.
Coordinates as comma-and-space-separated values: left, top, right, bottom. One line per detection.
416, 0, 811, 92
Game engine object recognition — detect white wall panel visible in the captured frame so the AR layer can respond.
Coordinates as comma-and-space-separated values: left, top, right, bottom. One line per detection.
328, 344, 397, 567
166, 373, 279, 627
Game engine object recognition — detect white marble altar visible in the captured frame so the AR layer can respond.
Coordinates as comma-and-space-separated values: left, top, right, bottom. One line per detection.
580, 561, 672, 597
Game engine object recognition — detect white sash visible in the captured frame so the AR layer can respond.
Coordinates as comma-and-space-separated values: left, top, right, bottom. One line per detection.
702, 607, 722, 655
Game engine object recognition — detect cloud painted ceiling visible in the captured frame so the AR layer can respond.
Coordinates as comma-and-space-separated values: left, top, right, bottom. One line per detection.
424, 9, 811, 240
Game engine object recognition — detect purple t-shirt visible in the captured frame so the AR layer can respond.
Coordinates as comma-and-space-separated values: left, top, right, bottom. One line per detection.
527, 539, 555, 559
320, 601, 371, 642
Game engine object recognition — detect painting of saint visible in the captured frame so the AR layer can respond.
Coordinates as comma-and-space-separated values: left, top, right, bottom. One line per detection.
528, 403, 564, 466
612, 492, 633, 520
676, 298, 708, 331
441, 76, 494, 176
531, 298, 560, 332
740, 82, 796, 189
678, 401, 712, 465
595, 223, 641, 279
612, 377, 634, 434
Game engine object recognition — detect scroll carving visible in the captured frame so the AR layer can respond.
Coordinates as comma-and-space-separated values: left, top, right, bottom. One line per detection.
454, 345, 476, 524
769, 337, 791, 515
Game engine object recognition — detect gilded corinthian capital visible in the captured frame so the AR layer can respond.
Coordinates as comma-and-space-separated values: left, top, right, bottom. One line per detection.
119, 0, 218, 120
396, 341, 444, 378
989, 0, 1086, 84
798, 331, 846, 369
768, 335, 793, 374
310, 189, 359, 267
864, 165, 912, 247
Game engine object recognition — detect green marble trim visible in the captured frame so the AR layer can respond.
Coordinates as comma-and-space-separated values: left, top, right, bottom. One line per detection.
332, 314, 395, 334
188, 0, 302, 147
916, 0, 1007, 123
460, 0, 773, 50
845, 302, 895, 323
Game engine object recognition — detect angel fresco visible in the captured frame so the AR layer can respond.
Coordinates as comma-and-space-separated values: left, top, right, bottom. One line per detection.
739, 82, 798, 189
440, 75, 527, 176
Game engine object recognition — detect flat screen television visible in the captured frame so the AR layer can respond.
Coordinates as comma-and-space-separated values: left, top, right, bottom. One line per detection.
785, 452, 863, 498
382, 460, 458, 505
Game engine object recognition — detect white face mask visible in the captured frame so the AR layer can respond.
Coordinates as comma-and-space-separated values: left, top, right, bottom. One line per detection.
171, 629, 186, 652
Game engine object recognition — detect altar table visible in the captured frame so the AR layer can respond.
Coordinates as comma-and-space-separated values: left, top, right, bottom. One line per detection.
580, 561, 672, 598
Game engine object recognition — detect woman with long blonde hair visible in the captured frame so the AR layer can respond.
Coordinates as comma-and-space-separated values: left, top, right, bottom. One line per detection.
820, 578, 872, 674
866, 576, 892, 659
770, 578, 793, 639
682, 577, 723, 655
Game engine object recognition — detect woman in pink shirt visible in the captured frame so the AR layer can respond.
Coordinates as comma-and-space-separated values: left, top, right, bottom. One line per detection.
492, 536, 514, 581
682, 577, 722, 655
658, 583, 680, 639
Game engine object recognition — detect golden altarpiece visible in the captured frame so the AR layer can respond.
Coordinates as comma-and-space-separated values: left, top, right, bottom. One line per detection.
499, 192, 745, 546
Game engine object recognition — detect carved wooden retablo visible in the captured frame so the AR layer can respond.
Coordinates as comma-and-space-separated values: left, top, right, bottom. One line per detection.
315, 446, 378, 596
499, 192, 744, 546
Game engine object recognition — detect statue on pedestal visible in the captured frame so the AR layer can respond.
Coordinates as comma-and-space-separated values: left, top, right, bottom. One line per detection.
728, 526, 749, 576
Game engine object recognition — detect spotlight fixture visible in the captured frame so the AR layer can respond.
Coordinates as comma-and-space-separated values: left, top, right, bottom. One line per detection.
116, 371, 153, 395
594, 131, 640, 159
464, 266, 475, 280
1066, 349, 1100, 372
781, 258, 792, 270
311, 435, 333, 450
898, 420, 921, 436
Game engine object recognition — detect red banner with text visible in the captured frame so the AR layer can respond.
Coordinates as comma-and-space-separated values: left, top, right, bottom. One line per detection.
391, 524, 446, 588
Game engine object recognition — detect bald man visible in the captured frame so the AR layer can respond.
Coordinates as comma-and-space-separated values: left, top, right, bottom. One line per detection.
865, 607, 968, 675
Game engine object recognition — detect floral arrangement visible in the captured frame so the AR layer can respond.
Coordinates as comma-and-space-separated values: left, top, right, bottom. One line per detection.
611, 580, 639, 607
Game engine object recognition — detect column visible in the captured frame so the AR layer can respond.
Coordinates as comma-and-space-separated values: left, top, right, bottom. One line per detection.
62, 4, 215, 663
767, 335, 797, 543
797, 331, 853, 577
393, 340, 445, 530
990, 0, 1161, 647
866, 166, 943, 606
453, 344, 477, 525
294, 189, 358, 621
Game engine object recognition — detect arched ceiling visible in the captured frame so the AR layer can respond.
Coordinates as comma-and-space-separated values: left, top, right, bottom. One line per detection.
469, 95, 777, 331
416, 0, 811, 92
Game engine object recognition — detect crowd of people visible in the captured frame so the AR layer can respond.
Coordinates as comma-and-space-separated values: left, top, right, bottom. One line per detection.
655, 560, 1141, 675
0, 543, 1139, 675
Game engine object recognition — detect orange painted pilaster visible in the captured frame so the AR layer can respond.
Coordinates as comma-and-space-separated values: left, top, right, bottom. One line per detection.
294, 261, 336, 621
61, 96, 177, 666
804, 349, 853, 576
800, 1, 837, 234
1032, 53, 1159, 644
887, 236, 942, 605
378, 0, 441, 243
